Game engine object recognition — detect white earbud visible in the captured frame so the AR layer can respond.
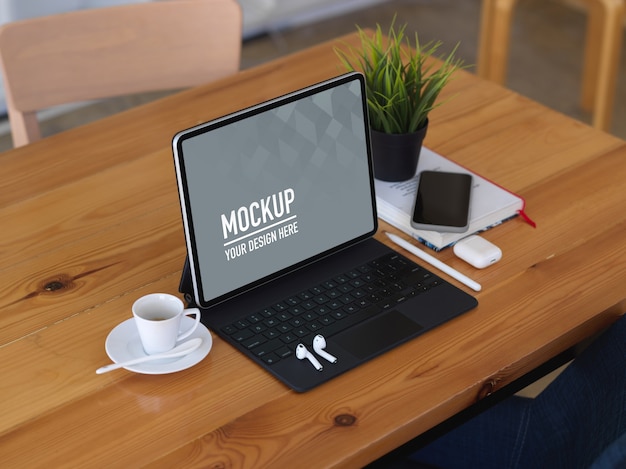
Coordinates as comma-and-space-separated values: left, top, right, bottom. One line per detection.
312, 334, 337, 363
296, 343, 323, 371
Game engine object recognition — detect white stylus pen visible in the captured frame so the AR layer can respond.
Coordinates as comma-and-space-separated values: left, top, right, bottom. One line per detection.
384, 232, 482, 292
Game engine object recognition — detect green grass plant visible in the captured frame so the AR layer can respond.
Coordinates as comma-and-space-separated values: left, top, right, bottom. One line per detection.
336, 20, 464, 134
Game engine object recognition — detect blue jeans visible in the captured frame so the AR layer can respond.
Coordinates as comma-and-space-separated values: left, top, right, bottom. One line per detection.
409, 314, 626, 468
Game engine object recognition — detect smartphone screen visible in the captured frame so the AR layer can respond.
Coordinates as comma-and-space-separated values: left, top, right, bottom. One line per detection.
411, 171, 472, 233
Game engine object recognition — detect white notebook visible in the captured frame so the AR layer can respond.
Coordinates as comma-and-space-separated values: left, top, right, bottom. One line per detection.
374, 147, 533, 251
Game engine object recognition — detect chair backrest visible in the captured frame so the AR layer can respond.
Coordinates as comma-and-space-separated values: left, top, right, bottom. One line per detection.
0, 0, 242, 147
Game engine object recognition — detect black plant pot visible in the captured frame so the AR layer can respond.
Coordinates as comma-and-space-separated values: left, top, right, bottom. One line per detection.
370, 121, 428, 182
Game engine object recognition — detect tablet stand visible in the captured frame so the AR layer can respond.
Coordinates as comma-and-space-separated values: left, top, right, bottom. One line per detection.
178, 256, 198, 307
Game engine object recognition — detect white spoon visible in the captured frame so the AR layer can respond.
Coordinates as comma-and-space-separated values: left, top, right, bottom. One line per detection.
96, 337, 203, 374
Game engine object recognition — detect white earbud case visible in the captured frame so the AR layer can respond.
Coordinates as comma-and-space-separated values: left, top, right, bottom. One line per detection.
453, 235, 502, 269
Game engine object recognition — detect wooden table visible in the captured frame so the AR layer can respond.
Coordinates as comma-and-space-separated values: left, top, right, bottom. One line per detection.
1, 32, 625, 468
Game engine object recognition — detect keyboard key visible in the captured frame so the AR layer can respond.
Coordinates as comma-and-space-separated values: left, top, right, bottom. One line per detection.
232, 329, 254, 342
264, 329, 280, 339
252, 339, 282, 356
261, 353, 280, 365
319, 315, 335, 326
313, 294, 329, 304
285, 296, 300, 306
275, 347, 293, 359
350, 278, 366, 288
337, 284, 353, 293
301, 300, 317, 310
328, 300, 342, 310
234, 319, 250, 329
361, 273, 376, 283
247, 313, 264, 324
243, 335, 267, 350
281, 333, 298, 344
298, 291, 313, 301
315, 305, 331, 315
331, 310, 347, 320
293, 327, 309, 337
302, 311, 318, 322
334, 274, 349, 284
339, 295, 353, 304
288, 305, 306, 315
273, 302, 287, 312
250, 322, 266, 332
276, 311, 293, 322
326, 289, 341, 299
264, 317, 280, 328
290, 317, 305, 327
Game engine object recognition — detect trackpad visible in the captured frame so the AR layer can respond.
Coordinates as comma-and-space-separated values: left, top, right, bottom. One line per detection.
333, 310, 423, 360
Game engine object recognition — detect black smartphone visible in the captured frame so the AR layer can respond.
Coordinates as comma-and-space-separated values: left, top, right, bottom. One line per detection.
411, 170, 472, 232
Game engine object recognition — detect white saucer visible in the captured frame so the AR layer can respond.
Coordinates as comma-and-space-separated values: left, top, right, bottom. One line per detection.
104, 316, 212, 374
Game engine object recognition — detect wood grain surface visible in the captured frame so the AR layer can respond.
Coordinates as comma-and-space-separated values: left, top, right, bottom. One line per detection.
0, 32, 624, 468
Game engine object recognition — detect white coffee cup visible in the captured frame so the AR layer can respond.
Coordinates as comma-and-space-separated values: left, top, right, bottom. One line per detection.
132, 293, 201, 355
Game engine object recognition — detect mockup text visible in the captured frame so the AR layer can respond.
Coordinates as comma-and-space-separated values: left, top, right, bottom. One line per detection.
221, 188, 299, 261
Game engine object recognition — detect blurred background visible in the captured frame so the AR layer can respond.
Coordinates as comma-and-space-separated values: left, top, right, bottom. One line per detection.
0, 0, 624, 152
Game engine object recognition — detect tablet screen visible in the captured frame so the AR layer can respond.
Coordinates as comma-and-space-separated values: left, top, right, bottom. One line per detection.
173, 73, 377, 308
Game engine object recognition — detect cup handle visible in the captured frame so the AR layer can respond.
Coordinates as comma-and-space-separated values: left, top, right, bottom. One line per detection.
177, 308, 201, 341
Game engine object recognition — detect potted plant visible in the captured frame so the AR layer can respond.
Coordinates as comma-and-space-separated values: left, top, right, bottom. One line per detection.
335, 21, 464, 181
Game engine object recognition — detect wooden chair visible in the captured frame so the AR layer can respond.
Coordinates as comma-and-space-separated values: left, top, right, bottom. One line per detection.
478, 0, 625, 131
0, 0, 242, 147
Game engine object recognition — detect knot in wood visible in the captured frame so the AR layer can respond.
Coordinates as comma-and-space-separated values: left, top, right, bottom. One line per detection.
41, 274, 74, 293
44, 281, 65, 291
334, 414, 357, 427
478, 379, 498, 400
